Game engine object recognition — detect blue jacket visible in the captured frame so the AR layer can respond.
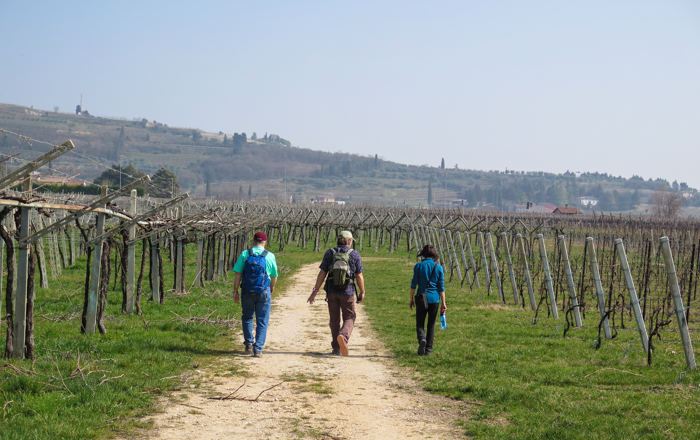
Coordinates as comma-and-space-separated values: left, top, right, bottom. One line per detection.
411, 259, 444, 304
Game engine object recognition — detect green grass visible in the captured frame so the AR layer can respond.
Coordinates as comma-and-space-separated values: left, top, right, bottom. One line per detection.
0, 240, 321, 439
362, 252, 700, 439
3, 234, 699, 439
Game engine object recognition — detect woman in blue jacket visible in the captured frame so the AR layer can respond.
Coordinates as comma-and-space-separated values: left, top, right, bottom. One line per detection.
409, 245, 447, 356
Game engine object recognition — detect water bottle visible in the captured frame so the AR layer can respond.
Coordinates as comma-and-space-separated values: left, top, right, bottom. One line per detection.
440, 311, 447, 329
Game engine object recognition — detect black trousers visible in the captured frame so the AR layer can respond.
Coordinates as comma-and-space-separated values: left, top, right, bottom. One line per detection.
416, 301, 439, 354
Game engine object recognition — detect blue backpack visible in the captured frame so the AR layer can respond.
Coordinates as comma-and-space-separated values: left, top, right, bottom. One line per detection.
242, 249, 270, 294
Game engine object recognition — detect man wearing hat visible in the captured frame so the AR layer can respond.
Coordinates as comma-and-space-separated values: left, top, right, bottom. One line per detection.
307, 230, 365, 356
233, 231, 278, 358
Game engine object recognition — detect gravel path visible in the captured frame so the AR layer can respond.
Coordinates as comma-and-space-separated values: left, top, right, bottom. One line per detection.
138, 263, 467, 439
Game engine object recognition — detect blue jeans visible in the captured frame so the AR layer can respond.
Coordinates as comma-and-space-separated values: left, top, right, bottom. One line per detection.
241, 290, 271, 352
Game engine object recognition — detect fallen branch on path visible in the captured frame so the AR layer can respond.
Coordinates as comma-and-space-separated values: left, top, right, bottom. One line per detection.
207, 380, 286, 402
180, 403, 205, 410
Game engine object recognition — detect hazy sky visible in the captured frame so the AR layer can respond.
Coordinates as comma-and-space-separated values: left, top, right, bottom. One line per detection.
2, 1, 699, 188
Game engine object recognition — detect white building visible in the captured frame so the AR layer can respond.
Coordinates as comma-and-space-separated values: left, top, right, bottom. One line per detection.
578, 196, 599, 207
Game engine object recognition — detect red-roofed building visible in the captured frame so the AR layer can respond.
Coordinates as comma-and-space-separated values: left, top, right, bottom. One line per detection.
553, 206, 583, 215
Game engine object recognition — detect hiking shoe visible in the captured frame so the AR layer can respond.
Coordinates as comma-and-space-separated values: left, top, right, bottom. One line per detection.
330, 349, 341, 356
244, 344, 253, 354
418, 340, 427, 356
337, 335, 349, 356
253, 350, 263, 358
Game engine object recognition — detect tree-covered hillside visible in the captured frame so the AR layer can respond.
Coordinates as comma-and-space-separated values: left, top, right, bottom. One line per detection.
1, 103, 697, 211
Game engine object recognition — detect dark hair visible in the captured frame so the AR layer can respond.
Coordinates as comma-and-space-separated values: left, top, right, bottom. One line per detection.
418, 244, 438, 261
337, 236, 351, 246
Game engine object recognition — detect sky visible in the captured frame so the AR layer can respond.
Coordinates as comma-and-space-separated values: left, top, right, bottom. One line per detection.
2, 1, 700, 188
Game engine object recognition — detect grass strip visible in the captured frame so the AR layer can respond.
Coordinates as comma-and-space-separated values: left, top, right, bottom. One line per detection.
0, 242, 320, 439
362, 252, 700, 439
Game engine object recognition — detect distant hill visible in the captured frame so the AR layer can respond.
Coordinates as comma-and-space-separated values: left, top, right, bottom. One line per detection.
1, 103, 697, 212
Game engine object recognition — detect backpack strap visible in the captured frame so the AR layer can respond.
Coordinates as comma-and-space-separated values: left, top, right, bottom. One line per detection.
428, 260, 438, 283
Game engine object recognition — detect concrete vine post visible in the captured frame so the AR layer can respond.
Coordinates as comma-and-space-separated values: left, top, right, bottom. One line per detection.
516, 234, 536, 311
501, 232, 519, 305
585, 237, 612, 339
465, 231, 480, 288
486, 233, 503, 301
558, 235, 582, 328
660, 236, 696, 369
537, 233, 559, 319
455, 232, 472, 285
615, 238, 649, 353
477, 232, 491, 294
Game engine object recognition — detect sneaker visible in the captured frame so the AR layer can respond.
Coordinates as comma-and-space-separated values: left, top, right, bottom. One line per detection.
330, 349, 341, 356
417, 340, 427, 356
253, 350, 263, 358
244, 344, 253, 354
337, 335, 349, 357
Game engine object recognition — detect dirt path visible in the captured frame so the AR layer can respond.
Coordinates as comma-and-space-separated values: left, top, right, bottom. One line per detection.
141, 263, 467, 439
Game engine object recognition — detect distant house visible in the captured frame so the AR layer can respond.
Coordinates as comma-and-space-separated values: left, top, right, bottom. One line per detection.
681, 191, 695, 199
554, 206, 583, 215
506, 203, 527, 213
35, 176, 87, 186
578, 196, 599, 207
529, 203, 556, 214
450, 199, 468, 207
310, 194, 336, 204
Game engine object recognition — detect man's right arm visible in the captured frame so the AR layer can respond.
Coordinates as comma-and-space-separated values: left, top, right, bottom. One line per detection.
308, 270, 327, 305
233, 271, 242, 303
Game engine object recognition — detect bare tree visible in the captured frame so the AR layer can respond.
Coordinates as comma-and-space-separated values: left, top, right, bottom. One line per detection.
651, 185, 683, 219
53, 106, 59, 113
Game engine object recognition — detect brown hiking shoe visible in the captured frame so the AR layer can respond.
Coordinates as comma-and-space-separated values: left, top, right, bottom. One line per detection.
337, 335, 349, 357
244, 344, 253, 354
253, 350, 263, 358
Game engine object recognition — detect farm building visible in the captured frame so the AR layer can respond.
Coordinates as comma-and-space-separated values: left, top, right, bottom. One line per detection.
554, 206, 583, 215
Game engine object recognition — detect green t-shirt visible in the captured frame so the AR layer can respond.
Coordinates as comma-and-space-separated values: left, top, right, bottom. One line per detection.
232, 246, 278, 277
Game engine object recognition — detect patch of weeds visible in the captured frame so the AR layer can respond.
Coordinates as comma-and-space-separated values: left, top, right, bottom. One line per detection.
281, 373, 334, 395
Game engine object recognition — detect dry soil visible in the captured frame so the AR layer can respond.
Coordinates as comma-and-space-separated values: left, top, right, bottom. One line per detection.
136, 263, 467, 439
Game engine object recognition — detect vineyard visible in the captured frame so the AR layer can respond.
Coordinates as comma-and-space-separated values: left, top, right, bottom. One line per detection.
0, 139, 699, 437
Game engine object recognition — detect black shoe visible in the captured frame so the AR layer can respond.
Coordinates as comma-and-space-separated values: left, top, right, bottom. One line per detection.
253, 350, 263, 358
418, 340, 426, 356
244, 344, 253, 354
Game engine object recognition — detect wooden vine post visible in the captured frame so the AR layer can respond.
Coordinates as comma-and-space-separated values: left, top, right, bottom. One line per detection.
84, 186, 108, 335
13, 178, 32, 359
126, 189, 137, 313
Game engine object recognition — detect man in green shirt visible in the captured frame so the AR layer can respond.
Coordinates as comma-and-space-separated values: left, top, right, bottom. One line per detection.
233, 232, 278, 357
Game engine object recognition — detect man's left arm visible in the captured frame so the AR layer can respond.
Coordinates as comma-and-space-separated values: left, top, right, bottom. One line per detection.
268, 253, 279, 293
355, 273, 365, 303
